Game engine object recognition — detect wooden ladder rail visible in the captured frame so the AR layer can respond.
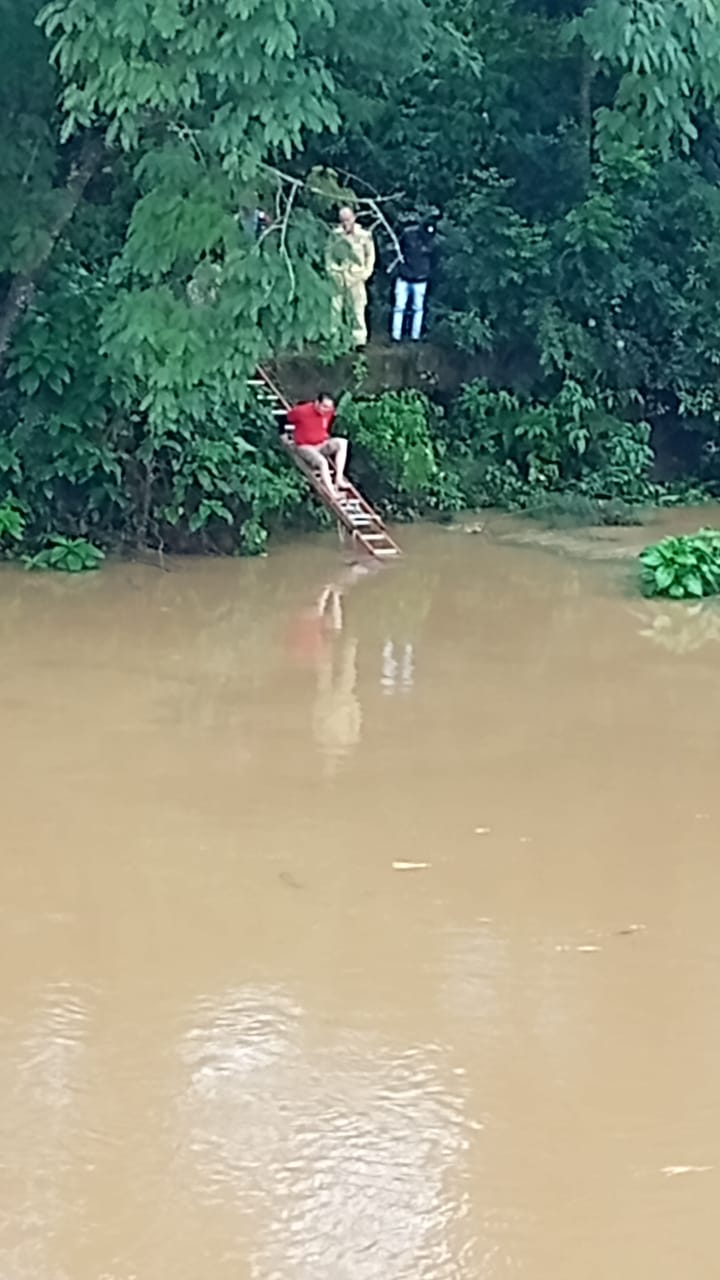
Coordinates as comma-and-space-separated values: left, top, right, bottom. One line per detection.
250, 367, 402, 562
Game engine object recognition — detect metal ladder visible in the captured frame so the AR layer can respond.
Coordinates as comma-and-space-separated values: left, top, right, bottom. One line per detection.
250, 367, 402, 562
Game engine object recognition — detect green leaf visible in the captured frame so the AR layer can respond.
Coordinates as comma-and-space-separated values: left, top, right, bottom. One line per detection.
654, 564, 675, 590
640, 547, 662, 567
685, 572, 704, 597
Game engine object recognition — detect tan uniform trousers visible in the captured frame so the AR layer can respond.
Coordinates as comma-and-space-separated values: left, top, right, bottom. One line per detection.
332, 276, 368, 347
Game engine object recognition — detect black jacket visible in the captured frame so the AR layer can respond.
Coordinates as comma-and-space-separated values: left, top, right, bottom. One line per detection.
397, 224, 438, 283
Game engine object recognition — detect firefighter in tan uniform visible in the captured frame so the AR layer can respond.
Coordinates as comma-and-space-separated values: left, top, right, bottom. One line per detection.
326, 206, 376, 348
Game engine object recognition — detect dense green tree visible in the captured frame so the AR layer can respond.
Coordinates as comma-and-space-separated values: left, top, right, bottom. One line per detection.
0, 0, 348, 552
574, 0, 720, 158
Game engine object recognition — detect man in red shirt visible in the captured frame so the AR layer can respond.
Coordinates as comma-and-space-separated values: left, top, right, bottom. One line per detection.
284, 393, 349, 500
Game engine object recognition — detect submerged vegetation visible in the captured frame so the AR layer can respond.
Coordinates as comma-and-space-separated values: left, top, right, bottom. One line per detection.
3, 0, 720, 567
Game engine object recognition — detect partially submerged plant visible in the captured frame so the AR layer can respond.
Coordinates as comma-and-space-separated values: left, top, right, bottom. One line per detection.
25, 535, 105, 573
639, 529, 720, 599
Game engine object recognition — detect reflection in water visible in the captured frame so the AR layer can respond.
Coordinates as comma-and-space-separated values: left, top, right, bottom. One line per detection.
292, 568, 370, 769
179, 987, 477, 1280
632, 601, 720, 653
313, 631, 362, 766
381, 639, 415, 694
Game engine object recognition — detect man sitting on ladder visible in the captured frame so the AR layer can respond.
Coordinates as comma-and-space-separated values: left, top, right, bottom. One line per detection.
283, 392, 350, 501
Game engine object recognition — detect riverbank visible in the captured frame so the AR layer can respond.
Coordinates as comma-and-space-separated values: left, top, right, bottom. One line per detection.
442, 502, 720, 565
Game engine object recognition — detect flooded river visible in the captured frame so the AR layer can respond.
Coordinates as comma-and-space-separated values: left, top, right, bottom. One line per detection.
1, 520, 719, 1278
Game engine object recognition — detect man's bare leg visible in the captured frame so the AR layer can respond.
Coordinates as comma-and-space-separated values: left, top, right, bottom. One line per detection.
326, 437, 349, 490
316, 455, 337, 498
297, 445, 338, 498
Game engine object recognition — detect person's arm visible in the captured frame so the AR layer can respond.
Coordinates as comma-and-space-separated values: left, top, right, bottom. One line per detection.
362, 231, 376, 281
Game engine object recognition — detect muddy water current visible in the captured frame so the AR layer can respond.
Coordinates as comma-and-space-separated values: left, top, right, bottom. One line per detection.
1, 518, 720, 1279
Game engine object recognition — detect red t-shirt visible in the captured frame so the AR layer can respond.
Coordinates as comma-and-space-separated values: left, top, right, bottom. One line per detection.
286, 401, 335, 446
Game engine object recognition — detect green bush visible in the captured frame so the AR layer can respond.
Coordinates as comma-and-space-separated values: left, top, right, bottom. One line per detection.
445, 378, 656, 509
336, 390, 441, 513
25, 535, 105, 573
639, 530, 720, 599
1, 276, 315, 559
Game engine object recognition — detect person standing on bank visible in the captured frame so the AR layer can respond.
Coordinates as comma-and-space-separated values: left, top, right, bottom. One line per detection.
327, 206, 376, 348
283, 393, 350, 501
391, 216, 438, 342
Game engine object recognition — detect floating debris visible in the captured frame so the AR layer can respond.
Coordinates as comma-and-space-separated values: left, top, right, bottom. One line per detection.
661, 1165, 714, 1178
555, 944, 602, 953
474, 826, 491, 835
278, 871, 305, 891
392, 861, 430, 871
614, 923, 646, 936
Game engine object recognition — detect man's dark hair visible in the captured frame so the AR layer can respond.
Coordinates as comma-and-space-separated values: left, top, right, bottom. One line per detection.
316, 391, 334, 403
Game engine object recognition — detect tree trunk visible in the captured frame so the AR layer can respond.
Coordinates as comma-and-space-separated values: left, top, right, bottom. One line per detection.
580, 55, 598, 170
0, 133, 104, 371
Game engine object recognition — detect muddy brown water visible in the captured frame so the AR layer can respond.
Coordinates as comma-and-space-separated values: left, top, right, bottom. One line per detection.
2, 517, 720, 1279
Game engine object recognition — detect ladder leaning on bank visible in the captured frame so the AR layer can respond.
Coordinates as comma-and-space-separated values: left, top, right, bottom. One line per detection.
249, 366, 402, 562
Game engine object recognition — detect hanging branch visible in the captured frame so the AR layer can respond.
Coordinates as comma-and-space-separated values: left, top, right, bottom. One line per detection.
325, 165, 406, 267
262, 163, 405, 268
360, 196, 404, 270
278, 178, 300, 299
167, 133, 405, 305
255, 172, 300, 298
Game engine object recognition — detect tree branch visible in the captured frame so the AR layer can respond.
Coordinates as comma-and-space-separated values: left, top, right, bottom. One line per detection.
580, 54, 598, 170
0, 133, 104, 372
261, 163, 406, 266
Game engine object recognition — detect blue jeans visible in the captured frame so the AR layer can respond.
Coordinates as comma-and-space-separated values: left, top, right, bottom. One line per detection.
392, 278, 428, 341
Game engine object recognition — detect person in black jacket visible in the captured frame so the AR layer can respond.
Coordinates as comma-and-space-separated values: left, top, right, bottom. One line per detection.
391, 216, 438, 342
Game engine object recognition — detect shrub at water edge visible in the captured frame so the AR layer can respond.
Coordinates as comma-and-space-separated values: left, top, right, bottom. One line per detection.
639, 530, 720, 600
